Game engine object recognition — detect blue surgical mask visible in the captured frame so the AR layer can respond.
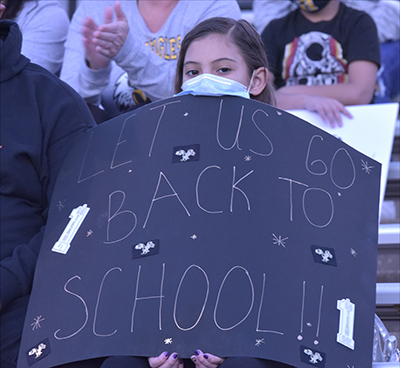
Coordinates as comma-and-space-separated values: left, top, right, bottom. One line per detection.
176, 73, 254, 99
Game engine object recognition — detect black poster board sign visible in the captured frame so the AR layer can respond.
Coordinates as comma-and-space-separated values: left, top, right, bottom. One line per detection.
18, 95, 381, 368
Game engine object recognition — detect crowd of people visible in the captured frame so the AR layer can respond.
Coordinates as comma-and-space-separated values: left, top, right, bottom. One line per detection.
1, 0, 399, 367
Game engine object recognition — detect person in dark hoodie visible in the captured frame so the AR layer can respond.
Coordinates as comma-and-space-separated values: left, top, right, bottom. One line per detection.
0, 5, 96, 367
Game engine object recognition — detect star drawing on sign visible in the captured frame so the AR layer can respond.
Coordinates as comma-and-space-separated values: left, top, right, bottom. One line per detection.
244, 155, 252, 162
361, 159, 374, 174
57, 200, 66, 211
255, 338, 265, 347
164, 337, 173, 345
272, 234, 288, 248
86, 229, 93, 237
190, 234, 197, 240
350, 248, 357, 257
31, 316, 45, 330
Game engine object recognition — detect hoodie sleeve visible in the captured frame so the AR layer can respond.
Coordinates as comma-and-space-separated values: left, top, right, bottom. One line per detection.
0, 64, 96, 312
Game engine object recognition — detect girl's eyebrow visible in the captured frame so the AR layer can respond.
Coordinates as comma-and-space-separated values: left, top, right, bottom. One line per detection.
184, 58, 238, 67
212, 57, 238, 64
183, 61, 201, 67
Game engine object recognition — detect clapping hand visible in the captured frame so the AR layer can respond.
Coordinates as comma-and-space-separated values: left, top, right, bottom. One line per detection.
82, 1, 129, 70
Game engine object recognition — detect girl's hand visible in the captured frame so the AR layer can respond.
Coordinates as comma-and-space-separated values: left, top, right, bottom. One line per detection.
149, 351, 183, 368
302, 95, 353, 128
190, 350, 224, 368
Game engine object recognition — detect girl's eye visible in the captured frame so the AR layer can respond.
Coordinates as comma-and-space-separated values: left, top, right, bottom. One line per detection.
217, 67, 231, 73
186, 69, 199, 77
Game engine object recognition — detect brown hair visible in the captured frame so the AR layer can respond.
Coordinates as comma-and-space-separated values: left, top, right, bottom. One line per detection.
174, 17, 275, 105
1, 0, 38, 20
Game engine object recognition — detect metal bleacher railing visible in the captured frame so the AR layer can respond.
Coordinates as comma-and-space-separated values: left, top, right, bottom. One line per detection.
374, 115, 400, 365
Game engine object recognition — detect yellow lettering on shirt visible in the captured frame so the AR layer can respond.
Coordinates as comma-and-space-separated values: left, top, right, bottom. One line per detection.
150, 39, 157, 54
145, 35, 182, 61
157, 37, 164, 58
164, 37, 170, 60
169, 37, 177, 60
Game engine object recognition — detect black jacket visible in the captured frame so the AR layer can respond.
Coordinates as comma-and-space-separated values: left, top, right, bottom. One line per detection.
0, 20, 96, 310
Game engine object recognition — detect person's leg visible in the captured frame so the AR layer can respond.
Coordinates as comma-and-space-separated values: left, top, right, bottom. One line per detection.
220, 357, 295, 368
375, 41, 400, 103
100, 356, 194, 368
55, 358, 105, 368
55, 356, 151, 368
183, 358, 195, 368
100, 356, 150, 368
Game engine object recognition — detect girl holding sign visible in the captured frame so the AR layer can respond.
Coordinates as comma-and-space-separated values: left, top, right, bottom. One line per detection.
57, 17, 293, 368
162, 16, 293, 368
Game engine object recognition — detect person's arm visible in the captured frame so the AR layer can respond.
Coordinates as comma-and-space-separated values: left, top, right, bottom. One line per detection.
105, 0, 243, 101
0, 229, 45, 311
274, 59, 378, 127
276, 89, 353, 127
16, 1, 70, 74
0, 74, 96, 312
278, 60, 379, 105
81, 1, 174, 101
60, 1, 113, 106
118, 0, 243, 99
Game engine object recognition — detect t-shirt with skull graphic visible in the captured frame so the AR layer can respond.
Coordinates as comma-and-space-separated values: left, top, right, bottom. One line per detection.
261, 2, 380, 92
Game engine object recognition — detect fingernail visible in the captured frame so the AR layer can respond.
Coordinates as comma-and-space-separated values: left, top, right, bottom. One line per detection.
179, 359, 183, 365
191, 357, 197, 363
204, 354, 209, 359
164, 351, 169, 357
172, 353, 178, 360
195, 350, 201, 356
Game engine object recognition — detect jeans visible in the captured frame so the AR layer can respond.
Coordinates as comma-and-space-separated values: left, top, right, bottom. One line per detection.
375, 41, 400, 103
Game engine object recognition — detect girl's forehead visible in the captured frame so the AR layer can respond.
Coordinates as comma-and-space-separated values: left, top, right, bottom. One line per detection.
185, 34, 238, 59
192, 33, 230, 48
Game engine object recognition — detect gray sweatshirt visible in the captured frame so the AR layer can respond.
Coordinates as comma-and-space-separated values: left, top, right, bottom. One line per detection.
15, 0, 69, 74
60, 0, 241, 117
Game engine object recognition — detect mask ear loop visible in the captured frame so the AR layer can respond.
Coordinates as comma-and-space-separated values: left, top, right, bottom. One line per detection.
246, 70, 256, 95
